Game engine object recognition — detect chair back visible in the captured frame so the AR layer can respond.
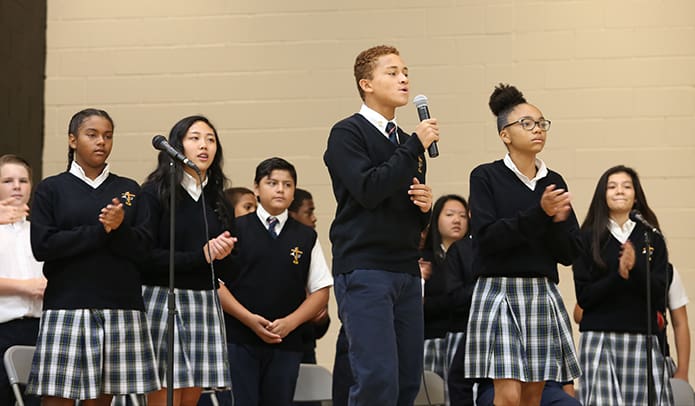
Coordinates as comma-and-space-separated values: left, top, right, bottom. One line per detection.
293, 363, 333, 402
671, 377, 695, 406
414, 370, 446, 406
3, 345, 36, 406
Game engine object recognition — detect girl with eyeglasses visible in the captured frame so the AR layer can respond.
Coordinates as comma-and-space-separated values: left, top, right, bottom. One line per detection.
462, 84, 582, 406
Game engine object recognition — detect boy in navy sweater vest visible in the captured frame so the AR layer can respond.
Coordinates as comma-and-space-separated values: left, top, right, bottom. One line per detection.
324, 45, 440, 406
218, 157, 333, 406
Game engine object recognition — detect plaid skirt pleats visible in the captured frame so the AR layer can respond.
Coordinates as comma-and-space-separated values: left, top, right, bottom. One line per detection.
26, 309, 160, 399
423, 337, 447, 378
578, 331, 673, 406
142, 285, 230, 389
463, 277, 581, 382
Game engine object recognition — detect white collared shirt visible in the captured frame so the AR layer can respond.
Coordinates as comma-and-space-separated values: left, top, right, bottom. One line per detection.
503, 153, 548, 191
255, 204, 333, 293
69, 161, 111, 189
607, 217, 636, 244
0, 219, 44, 323
359, 104, 399, 142
181, 171, 208, 201
669, 267, 689, 310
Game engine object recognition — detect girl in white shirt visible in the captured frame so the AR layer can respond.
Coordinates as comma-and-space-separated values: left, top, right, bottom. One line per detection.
0, 154, 45, 406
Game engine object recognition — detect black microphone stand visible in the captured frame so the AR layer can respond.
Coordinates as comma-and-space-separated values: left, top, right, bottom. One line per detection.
642, 229, 655, 406
166, 159, 176, 406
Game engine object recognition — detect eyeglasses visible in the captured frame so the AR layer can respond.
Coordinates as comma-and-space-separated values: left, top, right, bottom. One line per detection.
501, 117, 551, 132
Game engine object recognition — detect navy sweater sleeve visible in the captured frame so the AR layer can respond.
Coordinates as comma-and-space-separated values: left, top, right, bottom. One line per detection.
445, 237, 476, 327
469, 167, 552, 257
468, 162, 580, 281
140, 184, 209, 275
574, 225, 669, 333
324, 114, 430, 276
324, 115, 426, 210
31, 177, 109, 262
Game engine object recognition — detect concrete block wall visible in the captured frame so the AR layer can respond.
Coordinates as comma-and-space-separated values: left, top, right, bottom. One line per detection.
45, 0, 695, 377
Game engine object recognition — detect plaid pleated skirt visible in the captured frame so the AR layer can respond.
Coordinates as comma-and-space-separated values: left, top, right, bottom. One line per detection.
423, 332, 466, 379
423, 337, 447, 378
578, 331, 673, 406
142, 285, 231, 389
26, 309, 161, 400
463, 277, 581, 382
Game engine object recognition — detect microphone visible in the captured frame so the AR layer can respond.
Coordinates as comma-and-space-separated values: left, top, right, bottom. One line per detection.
630, 209, 662, 236
151, 135, 200, 174
413, 94, 439, 158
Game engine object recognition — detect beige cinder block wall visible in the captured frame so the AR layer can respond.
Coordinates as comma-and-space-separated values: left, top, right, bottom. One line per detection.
45, 0, 695, 379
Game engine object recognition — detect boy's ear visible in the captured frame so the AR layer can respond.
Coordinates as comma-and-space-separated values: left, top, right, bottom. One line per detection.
253, 182, 260, 201
359, 78, 373, 96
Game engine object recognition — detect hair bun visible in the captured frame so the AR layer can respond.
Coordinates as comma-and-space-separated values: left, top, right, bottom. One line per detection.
489, 83, 526, 116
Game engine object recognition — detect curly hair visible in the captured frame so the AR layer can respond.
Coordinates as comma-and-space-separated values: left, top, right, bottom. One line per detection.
354, 45, 400, 101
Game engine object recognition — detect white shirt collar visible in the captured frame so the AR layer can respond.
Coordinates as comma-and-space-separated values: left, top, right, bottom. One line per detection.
256, 203, 289, 234
359, 104, 398, 139
503, 153, 548, 191
69, 161, 110, 189
180, 171, 208, 201
607, 217, 636, 244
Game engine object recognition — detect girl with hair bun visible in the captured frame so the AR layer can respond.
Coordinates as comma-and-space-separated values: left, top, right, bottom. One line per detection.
462, 84, 582, 406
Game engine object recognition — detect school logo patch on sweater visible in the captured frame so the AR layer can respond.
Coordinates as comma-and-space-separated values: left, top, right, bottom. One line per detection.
121, 191, 136, 206
289, 246, 303, 264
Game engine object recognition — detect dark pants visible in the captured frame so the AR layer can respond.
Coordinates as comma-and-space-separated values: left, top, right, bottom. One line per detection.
334, 270, 424, 406
227, 342, 303, 406
0, 318, 40, 406
331, 326, 353, 406
476, 380, 582, 406
447, 338, 474, 406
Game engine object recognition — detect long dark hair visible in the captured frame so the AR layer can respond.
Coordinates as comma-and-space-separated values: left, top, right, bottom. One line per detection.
423, 194, 469, 265
581, 165, 660, 269
67, 108, 114, 170
143, 115, 232, 229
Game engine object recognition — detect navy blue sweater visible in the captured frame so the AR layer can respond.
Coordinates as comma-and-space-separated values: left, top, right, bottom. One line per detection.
573, 224, 669, 334
445, 236, 476, 333
30, 172, 150, 310
469, 160, 581, 283
324, 113, 430, 276
220, 213, 317, 351
139, 182, 232, 290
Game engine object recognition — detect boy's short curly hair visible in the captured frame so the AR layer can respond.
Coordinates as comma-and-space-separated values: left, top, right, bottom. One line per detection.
354, 45, 400, 101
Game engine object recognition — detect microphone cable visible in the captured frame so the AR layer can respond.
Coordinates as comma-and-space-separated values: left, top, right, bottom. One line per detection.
197, 171, 233, 405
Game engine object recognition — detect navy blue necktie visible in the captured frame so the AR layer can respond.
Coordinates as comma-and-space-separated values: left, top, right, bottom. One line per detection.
267, 216, 279, 239
386, 121, 398, 145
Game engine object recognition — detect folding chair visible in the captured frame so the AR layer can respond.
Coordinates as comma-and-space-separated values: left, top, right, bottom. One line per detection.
3, 345, 36, 406
671, 377, 695, 406
414, 370, 446, 406
293, 363, 333, 402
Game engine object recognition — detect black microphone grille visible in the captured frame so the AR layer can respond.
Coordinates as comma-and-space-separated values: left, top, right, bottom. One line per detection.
152, 135, 167, 149
413, 94, 428, 108
629, 209, 641, 221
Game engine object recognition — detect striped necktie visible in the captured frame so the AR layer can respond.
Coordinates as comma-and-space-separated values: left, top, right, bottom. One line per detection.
267, 216, 279, 239
386, 121, 398, 145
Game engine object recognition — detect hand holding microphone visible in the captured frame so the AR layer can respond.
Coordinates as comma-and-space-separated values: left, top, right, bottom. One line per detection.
413, 95, 440, 158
